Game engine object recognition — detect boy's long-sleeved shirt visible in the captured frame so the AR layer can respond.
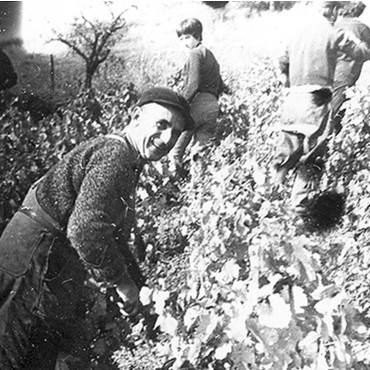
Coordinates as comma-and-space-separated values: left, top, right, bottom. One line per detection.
36, 134, 144, 284
182, 44, 223, 102
334, 17, 370, 87
279, 14, 370, 88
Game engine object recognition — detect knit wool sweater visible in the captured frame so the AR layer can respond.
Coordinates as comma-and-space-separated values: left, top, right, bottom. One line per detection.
182, 43, 223, 102
36, 134, 144, 285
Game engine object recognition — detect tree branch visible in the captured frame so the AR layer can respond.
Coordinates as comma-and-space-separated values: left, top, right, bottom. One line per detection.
57, 37, 88, 61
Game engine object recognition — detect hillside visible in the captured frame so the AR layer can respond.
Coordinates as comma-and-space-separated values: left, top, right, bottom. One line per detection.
1, 2, 370, 370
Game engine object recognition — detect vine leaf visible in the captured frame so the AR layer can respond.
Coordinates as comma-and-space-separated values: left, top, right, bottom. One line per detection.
258, 293, 292, 329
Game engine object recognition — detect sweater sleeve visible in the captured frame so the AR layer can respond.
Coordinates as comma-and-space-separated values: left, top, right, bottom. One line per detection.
335, 27, 370, 61
360, 25, 370, 48
67, 152, 134, 285
183, 48, 202, 102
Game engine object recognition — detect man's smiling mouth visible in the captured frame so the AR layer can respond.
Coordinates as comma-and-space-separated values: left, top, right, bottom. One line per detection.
151, 139, 167, 153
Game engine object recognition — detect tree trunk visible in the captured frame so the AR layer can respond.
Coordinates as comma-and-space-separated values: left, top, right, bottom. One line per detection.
84, 72, 93, 89
84, 61, 100, 89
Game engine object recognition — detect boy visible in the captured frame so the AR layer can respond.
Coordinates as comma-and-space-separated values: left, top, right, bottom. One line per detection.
169, 18, 223, 177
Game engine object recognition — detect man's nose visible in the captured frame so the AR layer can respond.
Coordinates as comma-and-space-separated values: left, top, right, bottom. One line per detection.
161, 128, 173, 145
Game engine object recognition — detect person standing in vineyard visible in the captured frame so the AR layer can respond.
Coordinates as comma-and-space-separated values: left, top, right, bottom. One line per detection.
332, 1, 370, 133
0, 87, 194, 369
168, 18, 224, 178
272, 1, 370, 216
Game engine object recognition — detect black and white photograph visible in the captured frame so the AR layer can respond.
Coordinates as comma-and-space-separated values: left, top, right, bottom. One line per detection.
0, 1, 370, 369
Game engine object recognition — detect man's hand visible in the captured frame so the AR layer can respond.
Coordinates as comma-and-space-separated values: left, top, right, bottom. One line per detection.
116, 277, 140, 316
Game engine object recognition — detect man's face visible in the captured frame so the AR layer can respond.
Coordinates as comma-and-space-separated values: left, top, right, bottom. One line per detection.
131, 103, 186, 161
179, 34, 200, 49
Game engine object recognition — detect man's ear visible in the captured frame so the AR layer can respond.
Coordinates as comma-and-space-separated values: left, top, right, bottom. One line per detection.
131, 106, 142, 127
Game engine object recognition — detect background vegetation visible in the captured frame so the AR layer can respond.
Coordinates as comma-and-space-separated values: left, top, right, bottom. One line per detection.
1, 2, 370, 369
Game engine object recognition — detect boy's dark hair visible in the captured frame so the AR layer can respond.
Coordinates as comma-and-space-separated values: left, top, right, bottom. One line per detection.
340, 1, 366, 17
176, 18, 203, 42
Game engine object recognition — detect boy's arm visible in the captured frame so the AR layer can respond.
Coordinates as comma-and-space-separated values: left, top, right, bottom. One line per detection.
183, 49, 202, 102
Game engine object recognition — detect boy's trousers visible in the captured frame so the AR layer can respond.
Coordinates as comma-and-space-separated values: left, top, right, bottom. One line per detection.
0, 181, 90, 369
169, 92, 219, 167
272, 86, 332, 212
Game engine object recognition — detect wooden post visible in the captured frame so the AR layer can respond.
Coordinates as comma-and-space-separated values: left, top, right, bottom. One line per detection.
50, 54, 55, 93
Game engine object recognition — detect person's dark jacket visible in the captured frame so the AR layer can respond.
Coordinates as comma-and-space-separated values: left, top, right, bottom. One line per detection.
36, 134, 144, 285
0, 49, 17, 90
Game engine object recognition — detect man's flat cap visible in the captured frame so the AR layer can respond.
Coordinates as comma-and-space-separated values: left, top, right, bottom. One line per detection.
137, 87, 195, 130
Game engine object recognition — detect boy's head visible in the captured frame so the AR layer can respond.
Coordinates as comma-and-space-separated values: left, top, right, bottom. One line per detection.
340, 1, 366, 17
176, 18, 203, 42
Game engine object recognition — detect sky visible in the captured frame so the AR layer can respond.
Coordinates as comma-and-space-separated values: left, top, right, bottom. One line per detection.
21, 1, 370, 55
22, 0, 139, 53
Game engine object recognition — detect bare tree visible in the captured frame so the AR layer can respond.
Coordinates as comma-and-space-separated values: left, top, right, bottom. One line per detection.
54, 3, 131, 89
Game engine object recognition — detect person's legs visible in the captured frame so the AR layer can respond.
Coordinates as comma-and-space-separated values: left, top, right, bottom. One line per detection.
331, 82, 348, 135
0, 273, 60, 370
168, 92, 219, 176
272, 88, 331, 214
272, 130, 304, 185
332, 82, 347, 116
169, 129, 194, 172
0, 210, 57, 369
191, 93, 219, 146
291, 161, 323, 214
21, 318, 61, 370
21, 314, 92, 370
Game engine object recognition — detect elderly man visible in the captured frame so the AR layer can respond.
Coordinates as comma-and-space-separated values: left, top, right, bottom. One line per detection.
0, 87, 193, 369
272, 1, 370, 216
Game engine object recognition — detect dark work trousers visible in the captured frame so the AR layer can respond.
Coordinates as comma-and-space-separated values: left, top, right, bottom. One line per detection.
0, 181, 91, 369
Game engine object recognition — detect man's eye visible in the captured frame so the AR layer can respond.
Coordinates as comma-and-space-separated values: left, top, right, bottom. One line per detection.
156, 120, 169, 130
